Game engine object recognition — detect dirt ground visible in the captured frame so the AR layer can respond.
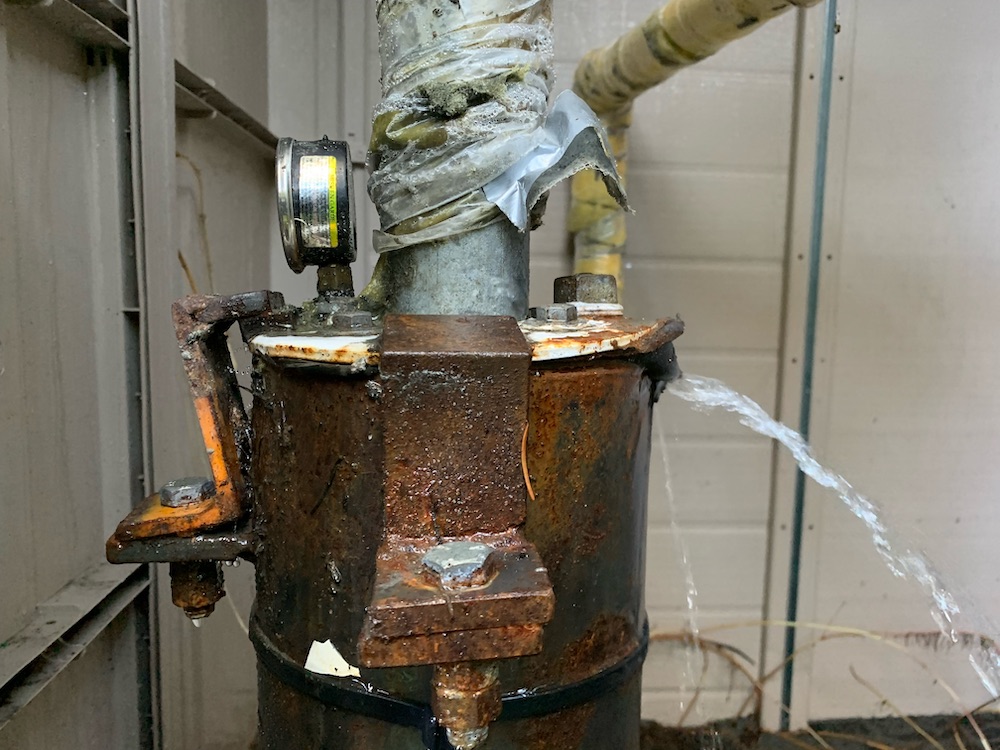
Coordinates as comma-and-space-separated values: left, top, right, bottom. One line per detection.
640, 714, 1000, 749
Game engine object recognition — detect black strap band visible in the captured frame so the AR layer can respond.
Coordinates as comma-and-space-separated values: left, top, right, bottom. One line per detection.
250, 618, 649, 749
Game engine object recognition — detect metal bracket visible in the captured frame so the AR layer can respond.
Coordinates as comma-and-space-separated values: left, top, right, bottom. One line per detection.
359, 315, 554, 668
107, 291, 285, 550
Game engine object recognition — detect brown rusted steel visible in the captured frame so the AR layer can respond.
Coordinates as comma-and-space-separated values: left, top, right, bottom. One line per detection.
522, 315, 683, 364
105, 287, 683, 748
433, 663, 502, 742
108, 291, 285, 542
361, 315, 554, 674
359, 624, 546, 669
246, 314, 681, 749
380, 315, 531, 537
169, 560, 226, 620
362, 535, 554, 642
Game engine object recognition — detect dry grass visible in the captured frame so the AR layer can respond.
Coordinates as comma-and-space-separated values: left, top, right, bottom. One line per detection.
645, 621, 1000, 750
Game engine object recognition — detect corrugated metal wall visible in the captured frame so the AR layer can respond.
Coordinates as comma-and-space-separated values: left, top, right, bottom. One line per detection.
0, 0, 276, 747
0, 2, 147, 748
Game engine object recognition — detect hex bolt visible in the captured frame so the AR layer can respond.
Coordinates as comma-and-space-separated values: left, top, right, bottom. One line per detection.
169, 561, 225, 620
432, 663, 501, 750
527, 303, 578, 323
553, 273, 619, 304
316, 263, 355, 298
330, 308, 375, 331
422, 541, 494, 589
159, 476, 213, 508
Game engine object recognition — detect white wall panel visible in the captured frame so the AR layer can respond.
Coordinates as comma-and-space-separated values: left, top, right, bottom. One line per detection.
0, 5, 143, 746
771, 0, 1000, 726
542, 2, 799, 724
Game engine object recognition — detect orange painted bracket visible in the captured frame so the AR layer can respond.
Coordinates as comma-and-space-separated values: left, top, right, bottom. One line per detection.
107, 291, 286, 549
109, 491, 232, 544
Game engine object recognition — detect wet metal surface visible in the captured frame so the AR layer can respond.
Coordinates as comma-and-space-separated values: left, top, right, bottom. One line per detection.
380, 315, 530, 537
106, 522, 253, 564
106, 291, 683, 749
362, 315, 553, 672
169, 560, 225, 620
108, 291, 285, 542
251, 337, 666, 748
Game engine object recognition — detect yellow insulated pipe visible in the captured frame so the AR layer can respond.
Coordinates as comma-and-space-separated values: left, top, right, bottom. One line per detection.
569, 0, 824, 291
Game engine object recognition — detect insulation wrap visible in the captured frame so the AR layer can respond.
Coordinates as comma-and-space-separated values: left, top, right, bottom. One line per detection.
369, 0, 626, 254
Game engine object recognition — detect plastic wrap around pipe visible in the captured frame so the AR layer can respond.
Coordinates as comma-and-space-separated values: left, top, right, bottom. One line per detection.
364, 0, 627, 317
569, 0, 824, 291
369, 0, 554, 252
574, 0, 823, 116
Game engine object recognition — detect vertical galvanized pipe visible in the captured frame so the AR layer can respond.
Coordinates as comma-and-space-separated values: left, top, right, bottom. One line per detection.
363, 0, 553, 318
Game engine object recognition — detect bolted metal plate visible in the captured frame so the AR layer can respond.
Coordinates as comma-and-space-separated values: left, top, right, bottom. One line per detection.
380, 315, 531, 537
364, 531, 553, 641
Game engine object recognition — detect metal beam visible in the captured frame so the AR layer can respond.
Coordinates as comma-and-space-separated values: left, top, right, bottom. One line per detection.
175, 60, 278, 154
8, 0, 129, 49
0, 563, 149, 729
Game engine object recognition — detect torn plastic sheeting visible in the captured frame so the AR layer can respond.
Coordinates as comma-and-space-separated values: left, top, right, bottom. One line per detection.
458, 0, 543, 21
369, 0, 553, 252
484, 90, 629, 231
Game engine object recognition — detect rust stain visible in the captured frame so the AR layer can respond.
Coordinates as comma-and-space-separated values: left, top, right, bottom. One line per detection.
513, 703, 597, 750
521, 316, 682, 363
562, 612, 637, 682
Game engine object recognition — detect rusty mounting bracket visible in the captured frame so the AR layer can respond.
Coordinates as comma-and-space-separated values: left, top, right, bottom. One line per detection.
359, 315, 554, 668
107, 291, 286, 558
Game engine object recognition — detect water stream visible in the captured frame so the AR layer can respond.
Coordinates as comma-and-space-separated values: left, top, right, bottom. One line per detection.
666, 373, 1000, 697
655, 419, 703, 718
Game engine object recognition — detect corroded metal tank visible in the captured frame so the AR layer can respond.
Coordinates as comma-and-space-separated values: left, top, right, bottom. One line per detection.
248, 308, 682, 749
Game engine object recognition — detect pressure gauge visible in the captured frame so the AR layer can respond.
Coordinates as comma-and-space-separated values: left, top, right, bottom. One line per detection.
275, 137, 357, 273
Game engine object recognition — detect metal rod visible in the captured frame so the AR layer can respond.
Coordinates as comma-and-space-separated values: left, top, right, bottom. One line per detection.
780, 0, 838, 730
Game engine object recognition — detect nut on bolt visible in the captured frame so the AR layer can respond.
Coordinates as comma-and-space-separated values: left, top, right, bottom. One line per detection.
169, 561, 225, 620
527, 303, 578, 323
432, 663, 501, 750
330, 308, 374, 332
553, 273, 619, 304
422, 541, 496, 589
159, 476, 213, 508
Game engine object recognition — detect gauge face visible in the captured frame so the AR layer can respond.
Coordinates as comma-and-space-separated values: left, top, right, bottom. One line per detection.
275, 137, 357, 273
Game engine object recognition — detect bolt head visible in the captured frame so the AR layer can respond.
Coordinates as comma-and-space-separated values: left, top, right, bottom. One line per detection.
160, 476, 213, 507
183, 604, 216, 620
422, 541, 495, 588
330, 309, 374, 331
553, 273, 619, 304
528, 303, 578, 323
